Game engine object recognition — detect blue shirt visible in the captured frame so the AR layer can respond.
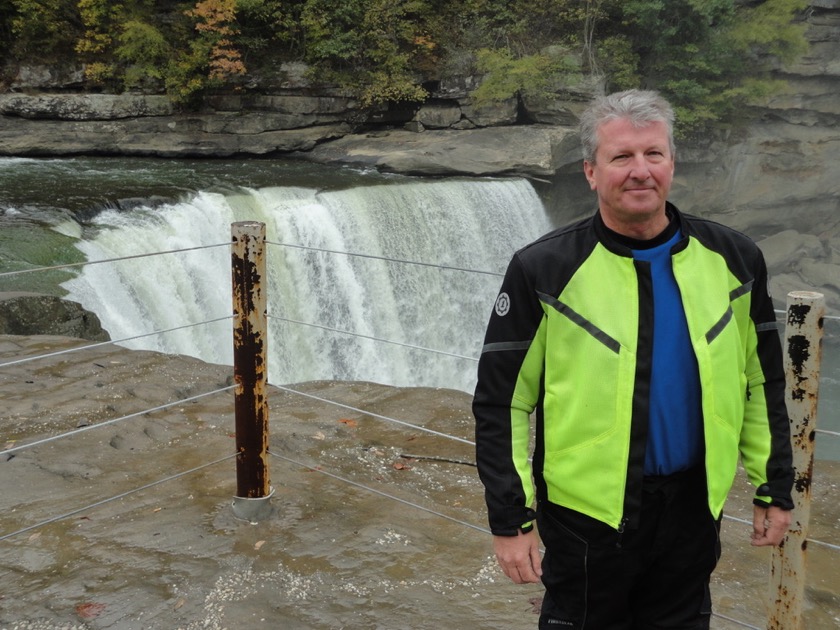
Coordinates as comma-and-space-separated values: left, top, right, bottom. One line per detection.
632, 229, 704, 476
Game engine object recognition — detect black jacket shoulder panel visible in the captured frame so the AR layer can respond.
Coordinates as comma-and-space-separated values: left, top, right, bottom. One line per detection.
514, 214, 602, 299
680, 212, 764, 284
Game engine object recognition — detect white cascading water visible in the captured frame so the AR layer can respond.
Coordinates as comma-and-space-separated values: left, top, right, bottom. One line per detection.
62, 178, 551, 393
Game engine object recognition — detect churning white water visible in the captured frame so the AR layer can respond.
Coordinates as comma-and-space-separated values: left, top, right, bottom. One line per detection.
62, 178, 551, 393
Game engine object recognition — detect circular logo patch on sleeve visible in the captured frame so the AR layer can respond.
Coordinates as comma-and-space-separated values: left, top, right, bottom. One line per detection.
494, 292, 511, 317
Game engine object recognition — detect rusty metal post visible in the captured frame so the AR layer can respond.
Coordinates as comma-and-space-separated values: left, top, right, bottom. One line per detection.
768, 291, 825, 630
230, 221, 272, 521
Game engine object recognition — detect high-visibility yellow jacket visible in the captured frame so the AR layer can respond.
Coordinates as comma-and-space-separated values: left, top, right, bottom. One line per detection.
473, 205, 794, 534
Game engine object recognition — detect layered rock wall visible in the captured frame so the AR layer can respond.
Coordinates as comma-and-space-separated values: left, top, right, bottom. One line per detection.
671, 2, 840, 309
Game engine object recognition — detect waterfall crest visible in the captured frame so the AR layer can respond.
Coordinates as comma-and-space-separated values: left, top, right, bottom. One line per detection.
63, 178, 551, 393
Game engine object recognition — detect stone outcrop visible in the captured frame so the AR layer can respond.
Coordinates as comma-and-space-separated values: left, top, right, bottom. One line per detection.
0, 292, 110, 341
304, 125, 580, 177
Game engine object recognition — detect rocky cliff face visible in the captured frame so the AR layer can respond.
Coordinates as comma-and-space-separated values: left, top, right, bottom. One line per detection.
1, 3, 838, 312
673, 1, 840, 310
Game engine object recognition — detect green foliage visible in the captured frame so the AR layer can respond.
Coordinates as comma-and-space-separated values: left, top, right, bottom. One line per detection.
471, 46, 575, 108
9, 0, 80, 57
300, 0, 435, 106
234, 0, 303, 55
116, 20, 170, 87
595, 36, 639, 91
1, 0, 810, 128
591, 0, 809, 138
164, 50, 209, 105
728, 0, 809, 64
76, 0, 123, 55
300, 0, 365, 67
82, 60, 114, 84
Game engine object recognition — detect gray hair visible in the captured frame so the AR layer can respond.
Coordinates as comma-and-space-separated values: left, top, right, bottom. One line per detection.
579, 89, 676, 163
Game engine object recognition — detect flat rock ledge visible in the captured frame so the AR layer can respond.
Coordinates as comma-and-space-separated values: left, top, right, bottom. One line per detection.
302, 125, 581, 177
0, 92, 582, 177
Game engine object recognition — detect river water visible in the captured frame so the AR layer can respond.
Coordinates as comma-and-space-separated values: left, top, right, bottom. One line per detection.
0, 156, 837, 459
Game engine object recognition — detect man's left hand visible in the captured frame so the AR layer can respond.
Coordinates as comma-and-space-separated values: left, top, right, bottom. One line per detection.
751, 504, 791, 547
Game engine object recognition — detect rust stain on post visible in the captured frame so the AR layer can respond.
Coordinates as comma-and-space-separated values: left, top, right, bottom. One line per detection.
768, 291, 824, 630
231, 221, 269, 499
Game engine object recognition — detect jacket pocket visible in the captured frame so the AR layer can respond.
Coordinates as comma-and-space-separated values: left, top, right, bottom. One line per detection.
700, 305, 747, 433
540, 298, 632, 453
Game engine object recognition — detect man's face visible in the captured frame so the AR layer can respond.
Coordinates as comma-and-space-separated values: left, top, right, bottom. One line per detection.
583, 117, 675, 236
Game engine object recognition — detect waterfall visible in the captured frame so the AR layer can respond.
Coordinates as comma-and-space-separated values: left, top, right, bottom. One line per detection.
62, 178, 551, 393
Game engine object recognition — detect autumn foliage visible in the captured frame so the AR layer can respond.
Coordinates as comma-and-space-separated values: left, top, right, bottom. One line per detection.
0, 0, 810, 133
187, 0, 246, 82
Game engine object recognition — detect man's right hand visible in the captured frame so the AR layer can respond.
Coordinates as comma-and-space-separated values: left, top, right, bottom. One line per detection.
493, 529, 543, 584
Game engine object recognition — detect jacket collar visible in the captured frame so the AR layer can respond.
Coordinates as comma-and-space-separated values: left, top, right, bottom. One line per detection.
594, 202, 688, 257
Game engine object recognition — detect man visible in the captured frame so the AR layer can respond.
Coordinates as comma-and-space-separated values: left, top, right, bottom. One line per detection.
473, 89, 794, 629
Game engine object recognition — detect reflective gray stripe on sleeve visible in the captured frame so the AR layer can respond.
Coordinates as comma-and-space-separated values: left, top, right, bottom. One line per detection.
729, 279, 754, 301
537, 291, 621, 354
482, 340, 532, 354
706, 306, 733, 344
756, 321, 780, 333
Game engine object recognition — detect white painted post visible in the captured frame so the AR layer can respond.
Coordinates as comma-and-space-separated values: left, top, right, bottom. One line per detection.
768, 291, 825, 630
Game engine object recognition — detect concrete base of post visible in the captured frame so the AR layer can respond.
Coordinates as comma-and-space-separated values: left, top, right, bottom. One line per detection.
231, 487, 275, 523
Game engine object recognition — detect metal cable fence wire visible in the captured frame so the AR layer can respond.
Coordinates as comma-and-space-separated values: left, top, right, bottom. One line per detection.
0, 242, 230, 279
3, 385, 236, 457
0, 315, 233, 369
266, 313, 478, 363
273, 381, 840, 555
269, 449, 768, 630
266, 240, 505, 279
3, 242, 838, 480
0, 453, 236, 542
1, 234, 837, 628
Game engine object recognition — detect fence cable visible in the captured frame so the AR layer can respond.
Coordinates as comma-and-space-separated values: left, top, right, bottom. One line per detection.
775, 308, 840, 322
0, 453, 236, 543
711, 613, 761, 630
0, 242, 229, 279
0, 239, 837, 626
280, 381, 840, 553
4, 385, 236, 456
0, 315, 233, 370
270, 450, 489, 535
270, 448, 763, 630
266, 314, 478, 363
267, 240, 504, 278
274, 373, 840, 552
722, 514, 840, 552
271, 383, 475, 447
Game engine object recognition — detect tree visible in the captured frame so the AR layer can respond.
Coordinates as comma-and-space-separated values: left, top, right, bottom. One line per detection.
0, 0, 810, 129
590, 0, 808, 137
471, 46, 577, 109
115, 19, 171, 89
300, 0, 434, 106
9, 0, 80, 58
186, 0, 246, 82
234, 0, 305, 58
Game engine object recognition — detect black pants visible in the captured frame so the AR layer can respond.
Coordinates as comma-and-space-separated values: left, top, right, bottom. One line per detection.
536, 467, 721, 630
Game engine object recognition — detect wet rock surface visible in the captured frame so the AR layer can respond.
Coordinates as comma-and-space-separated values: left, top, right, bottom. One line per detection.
0, 335, 838, 629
